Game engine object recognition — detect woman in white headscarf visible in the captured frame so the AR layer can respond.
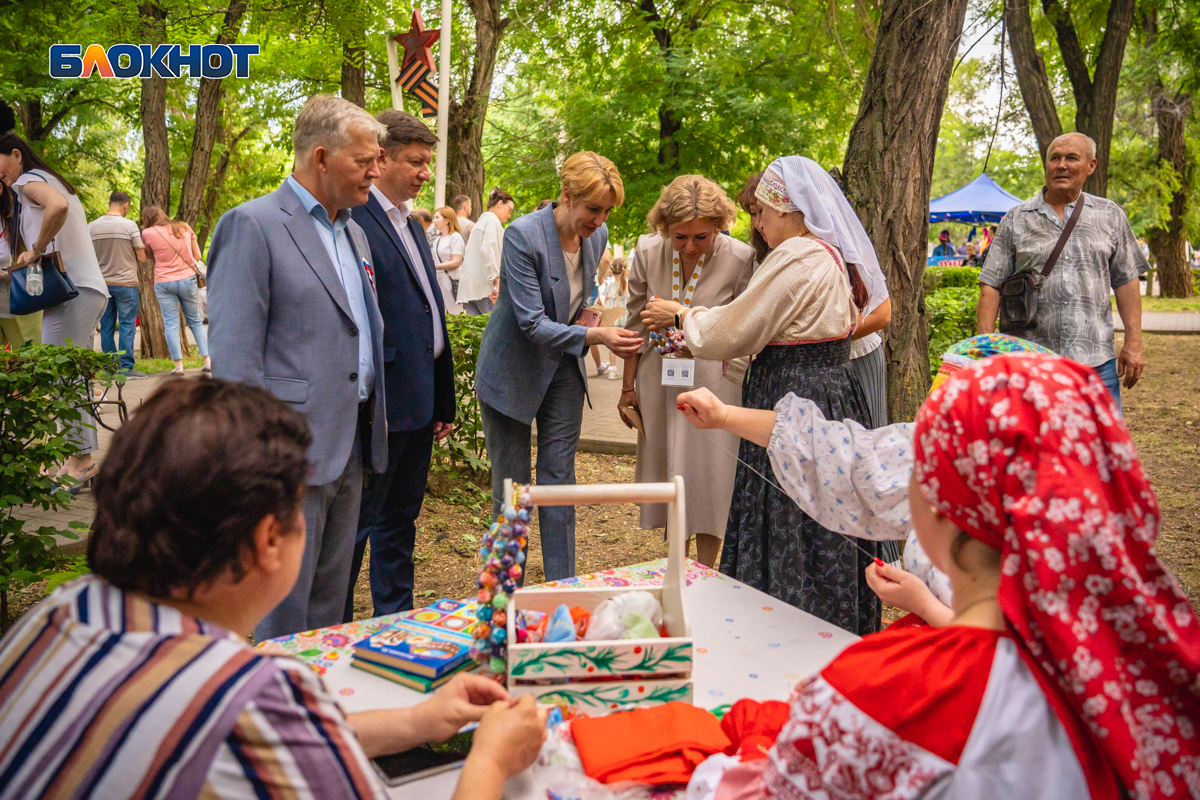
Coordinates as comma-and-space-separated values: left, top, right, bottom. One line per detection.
642, 155, 883, 634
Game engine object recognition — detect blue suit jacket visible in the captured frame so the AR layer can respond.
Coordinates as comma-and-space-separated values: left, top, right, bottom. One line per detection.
475, 203, 605, 423
208, 180, 388, 485
351, 193, 455, 432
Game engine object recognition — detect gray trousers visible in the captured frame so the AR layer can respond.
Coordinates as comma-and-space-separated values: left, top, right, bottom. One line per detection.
848, 344, 887, 429
43, 287, 108, 455
481, 355, 585, 581
848, 343, 898, 561
463, 297, 495, 315
255, 422, 363, 642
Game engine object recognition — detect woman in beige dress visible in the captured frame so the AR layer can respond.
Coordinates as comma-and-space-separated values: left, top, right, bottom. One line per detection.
620, 175, 754, 566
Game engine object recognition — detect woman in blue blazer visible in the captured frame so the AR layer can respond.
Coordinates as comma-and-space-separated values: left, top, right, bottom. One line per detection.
475, 152, 642, 581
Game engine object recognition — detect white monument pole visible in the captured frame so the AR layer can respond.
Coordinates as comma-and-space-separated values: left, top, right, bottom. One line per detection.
384, 21, 403, 112
433, 0, 451, 208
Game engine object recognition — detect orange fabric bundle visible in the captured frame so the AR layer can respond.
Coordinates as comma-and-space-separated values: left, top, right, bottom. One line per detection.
719, 699, 790, 761
569, 606, 590, 638
571, 702, 731, 784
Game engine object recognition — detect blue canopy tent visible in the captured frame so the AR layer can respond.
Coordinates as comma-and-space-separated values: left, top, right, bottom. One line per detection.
929, 173, 1023, 224
927, 174, 1024, 265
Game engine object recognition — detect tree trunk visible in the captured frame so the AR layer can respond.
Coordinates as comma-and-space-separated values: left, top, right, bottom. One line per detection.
341, 38, 366, 107
139, 2, 170, 215
137, 1, 170, 359
175, 0, 248, 228
16, 91, 83, 143
632, 0, 686, 170
445, 0, 510, 217
136, 257, 169, 359
842, 0, 970, 423
1004, 0, 1062, 161
1008, 0, 1136, 197
197, 124, 252, 252
1148, 88, 1194, 298
657, 103, 682, 170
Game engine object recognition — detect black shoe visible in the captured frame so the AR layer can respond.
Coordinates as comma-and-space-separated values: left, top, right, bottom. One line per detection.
123, 369, 149, 380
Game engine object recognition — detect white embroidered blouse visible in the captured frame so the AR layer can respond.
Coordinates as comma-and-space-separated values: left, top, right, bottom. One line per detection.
766, 393, 953, 607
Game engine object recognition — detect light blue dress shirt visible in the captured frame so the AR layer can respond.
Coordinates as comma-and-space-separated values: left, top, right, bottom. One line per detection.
287, 175, 375, 400
369, 185, 444, 357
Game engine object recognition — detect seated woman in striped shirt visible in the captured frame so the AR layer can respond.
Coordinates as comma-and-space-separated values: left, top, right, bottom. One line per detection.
0, 378, 544, 800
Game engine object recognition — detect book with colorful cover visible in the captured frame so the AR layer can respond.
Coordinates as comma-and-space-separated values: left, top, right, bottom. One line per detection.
352, 598, 479, 678
351, 656, 476, 692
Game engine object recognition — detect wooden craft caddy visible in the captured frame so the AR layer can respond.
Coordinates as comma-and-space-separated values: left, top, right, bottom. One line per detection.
502, 478, 693, 715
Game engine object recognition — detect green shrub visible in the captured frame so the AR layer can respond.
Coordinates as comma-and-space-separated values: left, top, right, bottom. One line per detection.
924, 265, 981, 294
0, 344, 117, 628
927, 285, 980, 377
429, 314, 491, 503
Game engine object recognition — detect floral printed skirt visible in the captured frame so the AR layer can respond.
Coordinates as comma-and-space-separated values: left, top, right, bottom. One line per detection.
719, 338, 881, 635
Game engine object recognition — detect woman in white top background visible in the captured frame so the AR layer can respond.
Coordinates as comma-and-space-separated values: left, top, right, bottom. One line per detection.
430, 206, 465, 314
457, 188, 514, 315
0, 120, 109, 491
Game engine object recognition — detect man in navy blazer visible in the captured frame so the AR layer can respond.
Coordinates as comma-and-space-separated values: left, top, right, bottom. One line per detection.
343, 110, 455, 619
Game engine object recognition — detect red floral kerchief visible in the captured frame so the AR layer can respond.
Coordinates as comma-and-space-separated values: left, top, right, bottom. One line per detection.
913, 353, 1200, 800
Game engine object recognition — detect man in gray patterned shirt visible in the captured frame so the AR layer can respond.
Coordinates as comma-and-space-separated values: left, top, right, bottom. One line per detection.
977, 132, 1146, 410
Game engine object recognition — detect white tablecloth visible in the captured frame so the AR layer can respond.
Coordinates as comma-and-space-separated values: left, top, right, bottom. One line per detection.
312, 563, 859, 799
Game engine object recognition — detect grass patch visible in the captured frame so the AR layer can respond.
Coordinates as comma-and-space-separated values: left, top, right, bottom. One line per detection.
134, 356, 206, 374
1112, 296, 1200, 313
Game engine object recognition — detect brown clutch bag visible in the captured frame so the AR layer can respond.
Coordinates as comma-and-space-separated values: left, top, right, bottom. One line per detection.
618, 404, 645, 437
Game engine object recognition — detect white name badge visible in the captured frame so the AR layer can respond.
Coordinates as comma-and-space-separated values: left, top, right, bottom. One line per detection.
661, 357, 696, 387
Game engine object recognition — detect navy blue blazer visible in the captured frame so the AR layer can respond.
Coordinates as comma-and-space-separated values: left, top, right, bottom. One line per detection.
351, 193, 455, 432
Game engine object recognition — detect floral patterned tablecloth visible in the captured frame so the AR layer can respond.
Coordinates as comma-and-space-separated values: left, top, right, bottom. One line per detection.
255, 558, 726, 675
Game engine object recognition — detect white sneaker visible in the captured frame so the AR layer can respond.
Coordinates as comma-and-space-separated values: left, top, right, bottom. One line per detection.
606, 369, 620, 380
596, 363, 611, 376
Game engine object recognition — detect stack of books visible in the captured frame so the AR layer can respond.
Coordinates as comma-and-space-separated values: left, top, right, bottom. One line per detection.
350, 598, 481, 692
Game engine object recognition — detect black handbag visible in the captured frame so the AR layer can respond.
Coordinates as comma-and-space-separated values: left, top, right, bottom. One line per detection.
997, 196, 1083, 334
7, 197, 78, 315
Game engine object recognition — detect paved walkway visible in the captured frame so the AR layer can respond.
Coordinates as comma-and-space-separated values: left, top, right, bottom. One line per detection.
14, 370, 193, 552
1115, 311, 1200, 334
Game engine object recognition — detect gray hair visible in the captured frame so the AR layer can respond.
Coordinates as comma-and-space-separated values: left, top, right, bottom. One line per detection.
1047, 132, 1097, 161
292, 94, 386, 165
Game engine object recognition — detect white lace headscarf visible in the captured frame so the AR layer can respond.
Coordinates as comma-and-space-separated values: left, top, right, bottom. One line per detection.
754, 156, 883, 285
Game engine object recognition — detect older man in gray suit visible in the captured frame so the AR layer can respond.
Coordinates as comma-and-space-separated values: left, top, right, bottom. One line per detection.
207, 95, 388, 641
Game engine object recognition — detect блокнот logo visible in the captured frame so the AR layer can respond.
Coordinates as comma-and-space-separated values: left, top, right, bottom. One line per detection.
49, 44, 260, 79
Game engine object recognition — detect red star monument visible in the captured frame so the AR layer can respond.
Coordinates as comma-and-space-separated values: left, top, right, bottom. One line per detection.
395, 9, 439, 74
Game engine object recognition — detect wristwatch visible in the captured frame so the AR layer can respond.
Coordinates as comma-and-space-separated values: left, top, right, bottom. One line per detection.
674, 312, 681, 329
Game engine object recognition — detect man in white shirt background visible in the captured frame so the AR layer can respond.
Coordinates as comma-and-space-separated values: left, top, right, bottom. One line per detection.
452, 193, 475, 243
89, 190, 148, 377
344, 110, 456, 619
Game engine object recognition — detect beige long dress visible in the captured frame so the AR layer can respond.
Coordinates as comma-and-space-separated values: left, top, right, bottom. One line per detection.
625, 233, 755, 538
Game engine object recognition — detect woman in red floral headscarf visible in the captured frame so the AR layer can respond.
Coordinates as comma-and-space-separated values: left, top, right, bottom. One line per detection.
683, 353, 1200, 800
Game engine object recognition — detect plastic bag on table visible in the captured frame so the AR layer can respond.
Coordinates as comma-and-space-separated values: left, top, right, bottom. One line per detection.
503, 722, 661, 800
584, 591, 664, 641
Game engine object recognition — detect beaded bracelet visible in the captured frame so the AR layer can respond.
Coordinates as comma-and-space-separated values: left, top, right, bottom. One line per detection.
470, 484, 532, 677
649, 328, 686, 355
649, 295, 687, 355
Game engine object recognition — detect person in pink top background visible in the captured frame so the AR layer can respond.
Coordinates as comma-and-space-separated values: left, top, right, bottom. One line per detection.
141, 205, 210, 374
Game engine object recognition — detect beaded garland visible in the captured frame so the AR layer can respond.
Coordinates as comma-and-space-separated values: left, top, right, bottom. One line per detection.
470, 484, 533, 678
648, 295, 687, 355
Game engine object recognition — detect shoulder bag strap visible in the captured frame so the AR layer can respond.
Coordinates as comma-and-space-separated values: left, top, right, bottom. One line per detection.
150, 226, 200, 273
10, 193, 21, 252
1041, 194, 1085, 278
